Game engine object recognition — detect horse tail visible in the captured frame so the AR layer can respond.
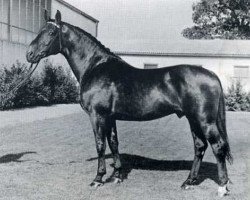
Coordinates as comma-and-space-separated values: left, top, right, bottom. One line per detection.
216, 89, 233, 165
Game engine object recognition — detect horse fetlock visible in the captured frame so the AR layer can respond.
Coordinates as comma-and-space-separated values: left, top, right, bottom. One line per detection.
181, 178, 197, 190
113, 168, 122, 177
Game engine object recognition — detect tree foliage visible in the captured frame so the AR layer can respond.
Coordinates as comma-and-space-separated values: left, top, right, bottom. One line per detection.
182, 0, 250, 39
225, 80, 250, 111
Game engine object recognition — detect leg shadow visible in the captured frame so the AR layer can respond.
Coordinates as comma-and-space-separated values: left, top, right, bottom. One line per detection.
0, 151, 36, 163
87, 153, 219, 185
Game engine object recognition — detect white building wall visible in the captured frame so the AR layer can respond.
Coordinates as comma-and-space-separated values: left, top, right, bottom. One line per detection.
119, 55, 250, 92
0, 0, 98, 69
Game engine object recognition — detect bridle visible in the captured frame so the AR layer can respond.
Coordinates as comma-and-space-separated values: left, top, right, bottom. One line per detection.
47, 21, 62, 52
3, 21, 62, 100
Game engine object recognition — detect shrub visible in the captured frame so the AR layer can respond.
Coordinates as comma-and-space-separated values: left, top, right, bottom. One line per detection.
0, 61, 47, 109
225, 80, 250, 111
0, 60, 79, 110
42, 61, 79, 104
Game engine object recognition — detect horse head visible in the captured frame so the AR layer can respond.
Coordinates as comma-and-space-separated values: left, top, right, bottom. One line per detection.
26, 10, 62, 63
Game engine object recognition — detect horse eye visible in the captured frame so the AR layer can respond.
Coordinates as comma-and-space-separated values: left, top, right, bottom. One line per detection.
49, 31, 54, 36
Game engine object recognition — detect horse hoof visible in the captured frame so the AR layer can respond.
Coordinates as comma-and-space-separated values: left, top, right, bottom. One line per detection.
181, 184, 194, 190
113, 177, 122, 184
90, 181, 104, 188
181, 179, 196, 190
106, 176, 123, 184
218, 185, 230, 197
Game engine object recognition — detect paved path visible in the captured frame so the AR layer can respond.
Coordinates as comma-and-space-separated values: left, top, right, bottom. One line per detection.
0, 105, 249, 199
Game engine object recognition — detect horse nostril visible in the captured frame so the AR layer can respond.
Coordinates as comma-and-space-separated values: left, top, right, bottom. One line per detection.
27, 50, 35, 61
28, 51, 34, 58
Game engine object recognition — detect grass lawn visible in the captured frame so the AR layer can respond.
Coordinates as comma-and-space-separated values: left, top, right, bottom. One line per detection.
0, 105, 249, 200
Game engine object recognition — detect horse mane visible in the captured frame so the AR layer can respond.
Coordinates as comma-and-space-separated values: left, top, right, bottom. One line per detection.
62, 21, 119, 58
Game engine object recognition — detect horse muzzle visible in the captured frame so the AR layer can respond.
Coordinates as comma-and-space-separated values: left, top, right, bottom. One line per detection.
26, 50, 44, 63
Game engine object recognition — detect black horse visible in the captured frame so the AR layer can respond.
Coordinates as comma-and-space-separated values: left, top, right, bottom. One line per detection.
26, 10, 233, 197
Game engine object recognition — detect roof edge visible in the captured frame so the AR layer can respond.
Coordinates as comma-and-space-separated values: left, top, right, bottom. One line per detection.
114, 51, 250, 59
54, 0, 99, 23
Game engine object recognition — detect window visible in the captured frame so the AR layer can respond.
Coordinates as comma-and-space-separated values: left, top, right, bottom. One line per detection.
27, 0, 33, 32
20, 0, 26, 29
2, 0, 9, 23
10, 0, 19, 27
34, 0, 40, 32
0, 0, 51, 44
144, 63, 158, 69
234, 66, 249, 79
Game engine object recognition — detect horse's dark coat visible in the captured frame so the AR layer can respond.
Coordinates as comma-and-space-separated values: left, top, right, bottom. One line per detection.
26, 10, 232, 191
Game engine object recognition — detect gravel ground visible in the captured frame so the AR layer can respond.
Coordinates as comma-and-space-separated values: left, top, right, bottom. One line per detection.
0, 105, 249, 200
0, 104, 81, 128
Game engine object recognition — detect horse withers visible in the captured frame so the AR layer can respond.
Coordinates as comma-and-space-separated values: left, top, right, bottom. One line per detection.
26, 10, 233, 197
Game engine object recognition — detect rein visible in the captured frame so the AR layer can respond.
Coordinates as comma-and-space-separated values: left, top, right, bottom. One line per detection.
7, 62, 40, 96
5, 22, 61, 96
1, 21, 62, 102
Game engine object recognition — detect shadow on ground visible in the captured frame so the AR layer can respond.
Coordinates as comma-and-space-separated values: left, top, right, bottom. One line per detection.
87, 153, 219, 185
0, 152, 36, 163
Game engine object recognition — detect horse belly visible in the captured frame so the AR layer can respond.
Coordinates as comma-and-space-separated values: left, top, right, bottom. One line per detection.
112, 91, 179, 121
114, 105, 176, 121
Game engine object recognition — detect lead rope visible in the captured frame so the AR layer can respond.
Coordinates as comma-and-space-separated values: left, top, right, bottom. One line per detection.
0, 62, 40, 105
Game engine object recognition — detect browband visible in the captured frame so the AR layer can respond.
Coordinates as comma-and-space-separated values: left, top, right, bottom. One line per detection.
47, 21, 60, 28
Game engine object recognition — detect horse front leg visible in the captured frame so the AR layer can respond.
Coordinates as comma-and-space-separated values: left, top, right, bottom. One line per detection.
89, 113, 110, 187
106, 120, 123, 183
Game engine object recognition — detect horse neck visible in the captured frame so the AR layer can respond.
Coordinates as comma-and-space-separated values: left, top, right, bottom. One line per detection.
60, 23, 112, 82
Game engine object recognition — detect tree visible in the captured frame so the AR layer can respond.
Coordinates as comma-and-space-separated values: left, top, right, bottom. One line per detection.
225, 80, 250, 111
182, 0, 250, 39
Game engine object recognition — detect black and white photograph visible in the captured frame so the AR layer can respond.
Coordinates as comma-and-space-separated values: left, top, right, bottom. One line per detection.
0, 0, 249, 199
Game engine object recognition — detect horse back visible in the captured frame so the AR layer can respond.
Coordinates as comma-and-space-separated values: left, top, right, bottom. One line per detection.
80, 60, 222, 121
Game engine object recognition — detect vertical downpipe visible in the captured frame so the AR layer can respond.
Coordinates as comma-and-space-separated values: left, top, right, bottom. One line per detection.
18, 0, 21, 60
32, 0, 35, 33
0, 0, 3, 63
9, 0, 12, 65
95, 21, 99, 38
38, 0, 41, 29
8, 0, 11, 42
25, 0, 28, 44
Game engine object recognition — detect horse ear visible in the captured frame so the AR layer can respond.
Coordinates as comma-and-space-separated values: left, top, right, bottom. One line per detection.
55, 10, 62, 24
44, 9, 50, 22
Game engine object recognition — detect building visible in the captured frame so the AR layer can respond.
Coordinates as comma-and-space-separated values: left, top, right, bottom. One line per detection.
1, 1, 249, 92
0, 0, 98, 66
113, 39, 250, 91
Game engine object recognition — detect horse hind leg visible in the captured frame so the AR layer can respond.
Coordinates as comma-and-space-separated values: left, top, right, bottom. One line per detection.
106, 120, 123, 183
181, 118, 208, 189
205, 123, 230, 197
200, 122, 230, 197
